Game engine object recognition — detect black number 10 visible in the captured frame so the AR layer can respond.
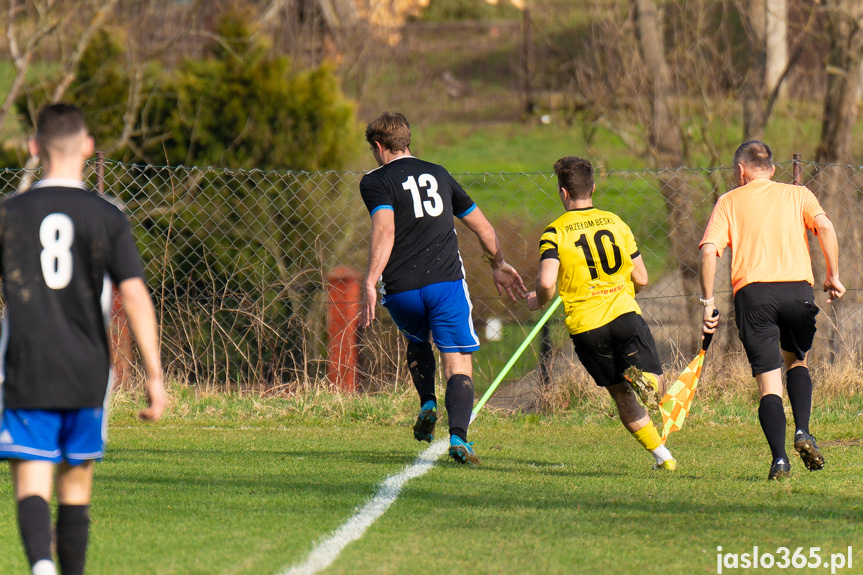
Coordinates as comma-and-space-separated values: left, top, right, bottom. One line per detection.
574, 230, 623, 279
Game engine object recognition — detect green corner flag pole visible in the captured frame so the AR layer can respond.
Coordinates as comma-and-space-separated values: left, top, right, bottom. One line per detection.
470, 296, 563, 423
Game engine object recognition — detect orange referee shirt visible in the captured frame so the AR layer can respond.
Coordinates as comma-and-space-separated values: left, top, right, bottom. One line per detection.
699, 178, 826, 295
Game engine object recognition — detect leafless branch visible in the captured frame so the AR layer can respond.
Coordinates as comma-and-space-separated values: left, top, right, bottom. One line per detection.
50, 0, 120, 103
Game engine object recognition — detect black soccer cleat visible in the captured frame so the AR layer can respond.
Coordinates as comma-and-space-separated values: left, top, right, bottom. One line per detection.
413, 400, 437, 443
794, 430, 825, 471
767, 458, 791, 481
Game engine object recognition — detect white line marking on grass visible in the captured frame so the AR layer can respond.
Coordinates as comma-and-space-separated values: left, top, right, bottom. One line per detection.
280, 438, 449, 575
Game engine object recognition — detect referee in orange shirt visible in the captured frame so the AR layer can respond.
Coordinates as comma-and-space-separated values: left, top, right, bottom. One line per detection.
699, 141, 845, 481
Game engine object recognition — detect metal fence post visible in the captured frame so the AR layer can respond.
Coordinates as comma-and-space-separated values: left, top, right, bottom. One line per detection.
539, 322, 552, 410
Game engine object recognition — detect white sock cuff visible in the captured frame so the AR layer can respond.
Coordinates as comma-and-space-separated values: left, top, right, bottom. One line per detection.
32, 559, 57, 575
651, 444, 673, 464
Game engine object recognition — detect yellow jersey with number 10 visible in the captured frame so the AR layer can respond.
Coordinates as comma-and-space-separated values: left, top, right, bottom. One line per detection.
539, 207, 642, 335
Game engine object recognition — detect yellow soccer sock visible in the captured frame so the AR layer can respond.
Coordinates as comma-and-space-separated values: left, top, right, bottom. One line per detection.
632, 422, 663, 452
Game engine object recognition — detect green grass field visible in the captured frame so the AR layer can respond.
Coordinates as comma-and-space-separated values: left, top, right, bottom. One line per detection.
1, 392, 860, 574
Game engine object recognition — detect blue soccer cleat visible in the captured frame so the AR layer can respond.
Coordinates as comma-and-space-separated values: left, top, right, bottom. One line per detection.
449, 435, 480, 465
413, 400, 437, 442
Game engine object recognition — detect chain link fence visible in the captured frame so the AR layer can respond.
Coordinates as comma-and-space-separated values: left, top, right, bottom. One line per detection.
0, 158, 859, 399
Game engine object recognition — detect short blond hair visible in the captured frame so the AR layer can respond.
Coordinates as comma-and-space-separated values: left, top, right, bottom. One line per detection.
365, 112, 411, 152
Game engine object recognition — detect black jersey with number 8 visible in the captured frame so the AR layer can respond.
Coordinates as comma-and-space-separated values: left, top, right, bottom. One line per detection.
0, 183, 144, 409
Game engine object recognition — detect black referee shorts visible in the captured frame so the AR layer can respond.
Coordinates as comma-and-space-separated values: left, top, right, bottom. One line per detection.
570, 312, 662, 388
734, 281, 819, 376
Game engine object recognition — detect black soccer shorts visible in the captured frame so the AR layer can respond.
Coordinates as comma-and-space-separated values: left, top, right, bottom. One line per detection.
570, 312, 662, 388
734, 281, 819, 375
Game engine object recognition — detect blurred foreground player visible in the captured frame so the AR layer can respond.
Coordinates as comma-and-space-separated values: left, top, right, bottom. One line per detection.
359, 112, 525, 464
0, 104, 165, 574
699, 140, 844, 480
527, 156, 675, 470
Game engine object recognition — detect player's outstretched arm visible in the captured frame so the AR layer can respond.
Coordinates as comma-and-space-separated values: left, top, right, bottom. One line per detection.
814, 214, 845, 303
698, 243, 720, 335
459, 207, 527, 301
527, 258, 559, 311
361, 209, 395, 327
119, 277, 166, 421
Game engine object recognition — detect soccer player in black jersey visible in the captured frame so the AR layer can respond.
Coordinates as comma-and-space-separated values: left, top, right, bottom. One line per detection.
0, 104, 165, 575
359, 112, 525, 464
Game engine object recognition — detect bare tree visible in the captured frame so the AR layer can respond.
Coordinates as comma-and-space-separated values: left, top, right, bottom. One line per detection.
816, 0, 863, 164
737, 0, 804, 141
765, 0, 789, 98
5, 0, 119, 189
0, 0, 59, 130
631, 0, 706, 353
809, 0, 863, 359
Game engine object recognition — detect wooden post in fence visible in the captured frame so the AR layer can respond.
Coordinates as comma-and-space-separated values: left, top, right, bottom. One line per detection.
792, 152, 801, 185
326, 266, 362, 391
96, 152, 133, 386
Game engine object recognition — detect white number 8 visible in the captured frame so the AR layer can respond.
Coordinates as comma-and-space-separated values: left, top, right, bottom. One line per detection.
39, 213, 74, 289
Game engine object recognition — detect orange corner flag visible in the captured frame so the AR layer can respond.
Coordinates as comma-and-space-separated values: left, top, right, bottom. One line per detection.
659, 323, 717, 443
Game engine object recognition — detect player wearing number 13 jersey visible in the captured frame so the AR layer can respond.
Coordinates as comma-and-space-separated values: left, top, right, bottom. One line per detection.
360, 112, 525, 465
527, 156, 675, 471
0, 104, 165, 575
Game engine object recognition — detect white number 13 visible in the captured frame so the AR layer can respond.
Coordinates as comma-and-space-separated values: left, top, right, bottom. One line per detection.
39, 213, 74, 290
403, 174, 443, 218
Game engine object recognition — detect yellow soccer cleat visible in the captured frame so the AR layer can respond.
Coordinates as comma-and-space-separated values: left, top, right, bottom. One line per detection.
624, 366, 660, 409
652, 459, 677, 471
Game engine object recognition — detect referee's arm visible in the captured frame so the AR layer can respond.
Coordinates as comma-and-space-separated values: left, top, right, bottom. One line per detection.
814, 214, 845, 302
699, 243, 720, 334
119, 277, 166, 421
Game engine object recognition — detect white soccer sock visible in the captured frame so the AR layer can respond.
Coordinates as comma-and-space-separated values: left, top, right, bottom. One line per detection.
32, 559, 57, 575
651, 444, 673, 465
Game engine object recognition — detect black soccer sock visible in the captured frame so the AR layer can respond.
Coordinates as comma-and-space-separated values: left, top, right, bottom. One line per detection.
407, 341, 436, 406
17, 495, 53, 568
445, 374, 474, 441
786, 366, 812, 435
56, 504, 89, 575
758, 394, 788, 462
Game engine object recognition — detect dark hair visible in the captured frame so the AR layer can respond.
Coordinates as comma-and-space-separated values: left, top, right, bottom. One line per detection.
733, 140, 773, 170
365, 112, 411, 152
553, 156, 594, 199
36, 103, 88, 150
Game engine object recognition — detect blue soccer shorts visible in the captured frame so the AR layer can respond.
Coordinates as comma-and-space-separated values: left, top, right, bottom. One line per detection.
382, 279, 480, 353
0, 407, 108, 465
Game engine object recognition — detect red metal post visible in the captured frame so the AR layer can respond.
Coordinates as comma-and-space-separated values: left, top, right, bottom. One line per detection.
326, 266, 362, 391
792, 153, 802, 185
